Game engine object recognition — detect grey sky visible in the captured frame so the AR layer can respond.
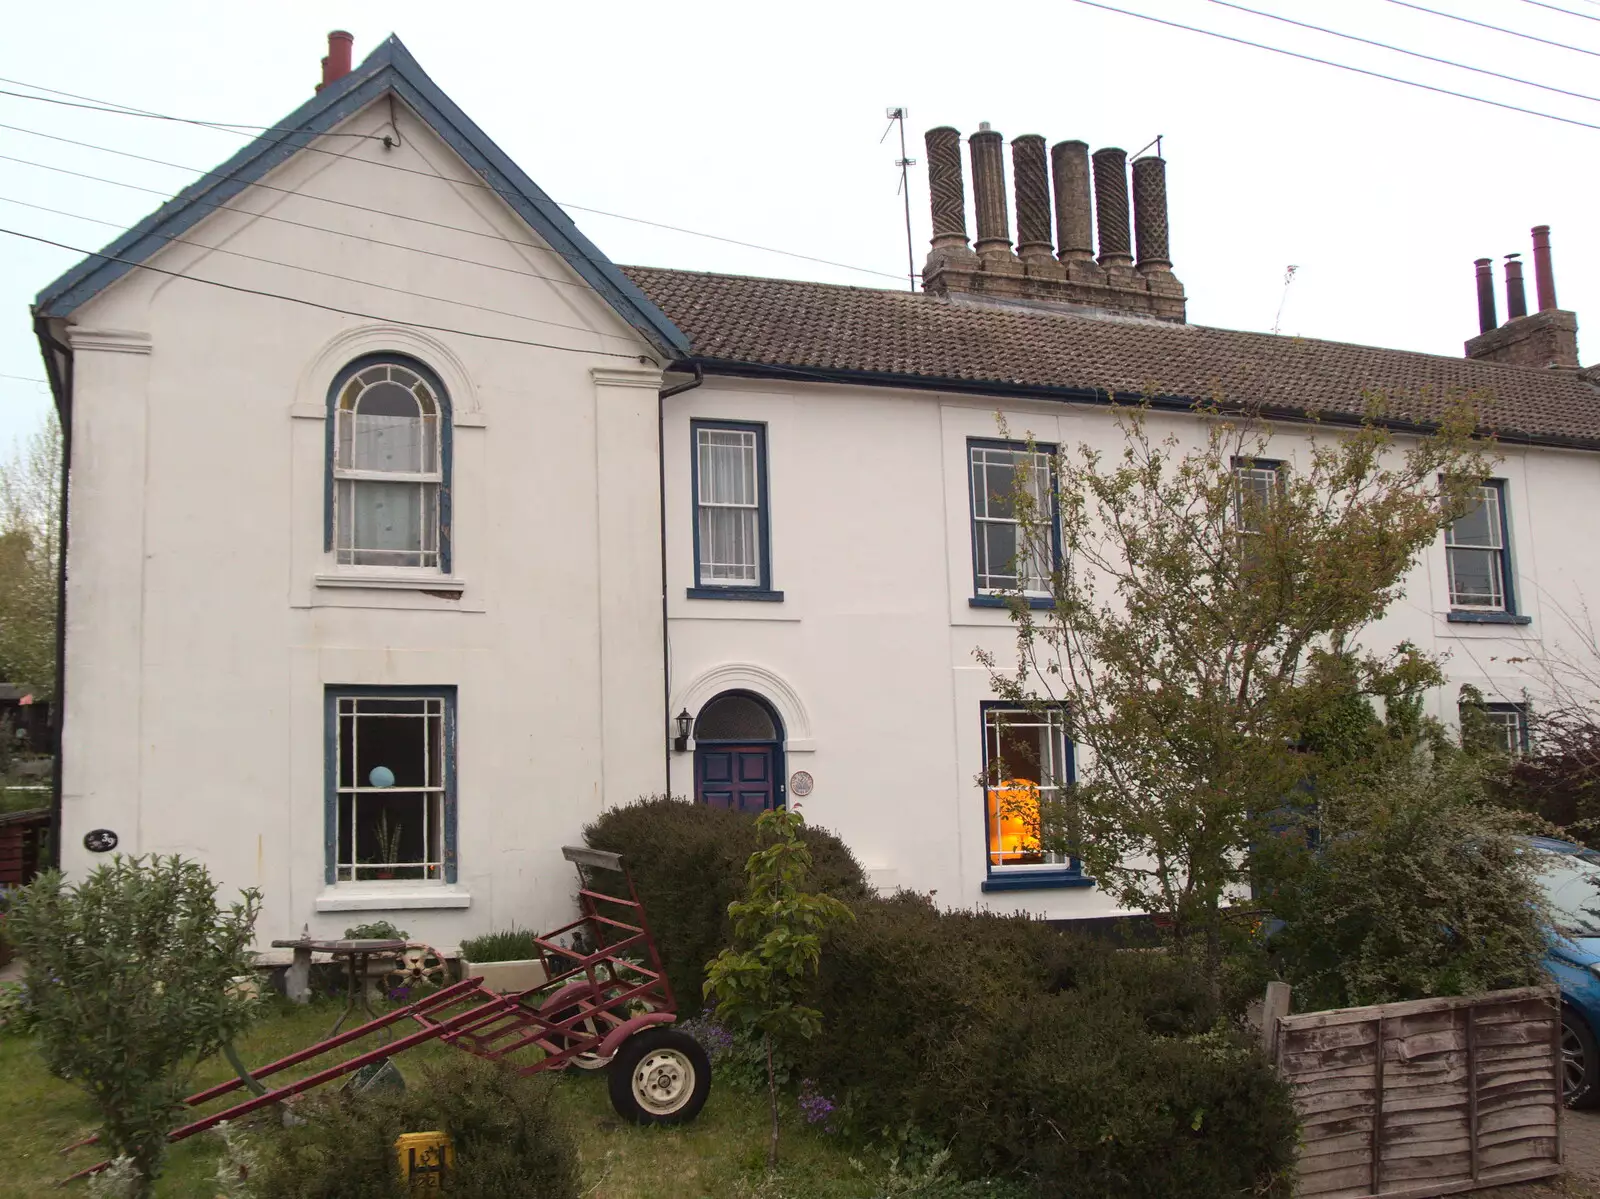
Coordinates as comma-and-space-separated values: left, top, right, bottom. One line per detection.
3, 0, 1597, 455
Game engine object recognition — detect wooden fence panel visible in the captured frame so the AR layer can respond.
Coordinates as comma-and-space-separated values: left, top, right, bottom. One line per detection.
1275, 985, 1563, 1198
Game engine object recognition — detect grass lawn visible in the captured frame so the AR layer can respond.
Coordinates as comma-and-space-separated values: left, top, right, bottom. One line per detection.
0, 997, 880, 1199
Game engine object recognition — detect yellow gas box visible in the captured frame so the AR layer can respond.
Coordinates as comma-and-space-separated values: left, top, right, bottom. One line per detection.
394, 1131, 454, 1190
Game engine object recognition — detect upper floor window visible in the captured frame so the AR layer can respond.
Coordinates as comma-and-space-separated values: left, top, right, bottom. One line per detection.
690, 420, 778, 599
969, 440, 1056, 599
1445, 481, 1514, 613
328, 356, 451, 571
1232, 457, 1283, 534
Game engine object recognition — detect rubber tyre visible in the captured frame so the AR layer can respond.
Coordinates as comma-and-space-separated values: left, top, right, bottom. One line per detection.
1563, 1007, 1600, 1109
607, 1027, 712, 1126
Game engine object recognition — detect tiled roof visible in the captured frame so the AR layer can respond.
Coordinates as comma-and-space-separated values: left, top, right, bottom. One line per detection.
622, 266, 1600, 448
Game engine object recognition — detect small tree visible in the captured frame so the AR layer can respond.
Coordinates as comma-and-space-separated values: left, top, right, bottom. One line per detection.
0, 411, 62, 695
704, 808, 854, 1169
981, 398, 1493, 988
10, 855, 261, 1194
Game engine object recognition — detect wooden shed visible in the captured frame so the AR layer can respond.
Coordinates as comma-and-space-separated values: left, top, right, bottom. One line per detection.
0, 808, 50, 887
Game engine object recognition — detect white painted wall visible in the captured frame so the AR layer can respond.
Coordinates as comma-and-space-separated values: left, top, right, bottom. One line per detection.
53, 91, 1600, 950
664, 377, 1600, 919
56, 96, 666, 953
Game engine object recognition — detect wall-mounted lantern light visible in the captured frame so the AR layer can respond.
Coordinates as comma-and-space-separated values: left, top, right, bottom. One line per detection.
673, 709, 693, 753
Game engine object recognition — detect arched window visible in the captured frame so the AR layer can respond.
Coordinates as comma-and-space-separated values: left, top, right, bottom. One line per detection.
694, 693, 778, 741
327, 355, 451, 570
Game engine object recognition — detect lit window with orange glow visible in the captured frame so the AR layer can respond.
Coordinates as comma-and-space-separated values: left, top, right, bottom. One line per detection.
983, 707, 1073, 872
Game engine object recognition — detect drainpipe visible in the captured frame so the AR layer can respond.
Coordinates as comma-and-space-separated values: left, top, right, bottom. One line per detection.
31, 312, 73, 871
657, 363, 704, 796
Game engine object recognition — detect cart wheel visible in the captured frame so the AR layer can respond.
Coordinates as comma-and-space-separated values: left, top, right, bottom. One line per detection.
384, 944, 448, 997
607, 1028, 711, 1125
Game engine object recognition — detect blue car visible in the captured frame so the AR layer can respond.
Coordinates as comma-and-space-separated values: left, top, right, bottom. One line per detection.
1529, 835, 1600, 1107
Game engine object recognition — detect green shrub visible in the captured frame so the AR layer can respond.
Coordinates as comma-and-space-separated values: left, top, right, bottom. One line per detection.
459, 926, 539, 962
796, 894, 1294, 1195
249, 1055, 579, 1199
1268, 753, 1548, 1010
583, 796, 868, 1003
344, 920, 407, 940
9, 855, 260, 1195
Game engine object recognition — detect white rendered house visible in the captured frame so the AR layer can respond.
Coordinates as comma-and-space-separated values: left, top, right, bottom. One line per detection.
30, 34, 1600, 951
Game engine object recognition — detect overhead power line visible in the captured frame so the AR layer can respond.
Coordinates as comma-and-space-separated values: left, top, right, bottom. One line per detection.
0, 84, 382, 139
1064, 0, 1600, 131
1515, 0, 1600, 24
0, 193, 628, 339
3, 225, 651, 361
0, 372, 48, 384
1385, 0, 1600, 58
1208, 0, 1600, 104
0, 76, 907, 282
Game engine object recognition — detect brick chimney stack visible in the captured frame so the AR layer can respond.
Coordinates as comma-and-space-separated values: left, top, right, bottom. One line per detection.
1466, 225, 1579, 369
919, 125, 1185, 321
316, 31, 354, 94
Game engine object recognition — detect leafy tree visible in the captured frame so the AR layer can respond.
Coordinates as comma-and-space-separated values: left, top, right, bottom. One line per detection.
980, 398, 1493, 987
0, 411, 61, 695
1266, 751, 1547, 1009
703, 808, 853, 1168
9, 855, 261, 1194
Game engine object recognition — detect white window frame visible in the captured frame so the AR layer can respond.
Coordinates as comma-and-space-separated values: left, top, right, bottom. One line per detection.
328, 689, 455, 885
331, 359, 445, 571
982, 705, 1075, 875
693, 422, 770, 590
970, 442, 1055, 598
1445, 482, 1510, 612
1232, 459, 1282, 534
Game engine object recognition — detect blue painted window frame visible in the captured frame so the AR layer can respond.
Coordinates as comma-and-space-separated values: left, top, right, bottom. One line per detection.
967, 438, 1060, 608
689, 419, 781, 601
978, 700, 1092, 892
324, 684, 458, 885
1472, 700, 1531, 755
324, 353, 454, 574
1444, 478, 1529, 624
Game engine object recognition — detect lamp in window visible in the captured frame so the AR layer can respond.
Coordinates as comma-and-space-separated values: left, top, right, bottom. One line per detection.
673, 709, 693, 753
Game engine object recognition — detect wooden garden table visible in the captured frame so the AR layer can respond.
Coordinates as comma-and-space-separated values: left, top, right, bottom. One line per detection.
270, 936, 408, 1038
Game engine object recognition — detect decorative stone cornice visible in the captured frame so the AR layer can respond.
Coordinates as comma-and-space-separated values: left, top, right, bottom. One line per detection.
66, 328, 152, 354
591, 366, 664, 389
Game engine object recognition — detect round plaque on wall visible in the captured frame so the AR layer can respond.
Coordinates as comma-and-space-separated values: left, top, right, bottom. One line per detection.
790, 770, 814, 798
83, 828, 119, 853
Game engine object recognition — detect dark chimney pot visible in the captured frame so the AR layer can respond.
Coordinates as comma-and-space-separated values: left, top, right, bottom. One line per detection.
1532, 224, 1558, 311
1474, 258, 1497, 334
1091, 148, 1133, 268
1010, 135, 1054, 264
924, 127, 970, 252
317, 30, 354, 93
1504, 254, 1527, 320
1131, 156, 1172, 273
969, 127, 1014, 260
1050, 140, 1094, 262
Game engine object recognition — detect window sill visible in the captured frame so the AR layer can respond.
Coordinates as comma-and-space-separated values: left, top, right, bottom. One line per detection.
1446, 610, 1532, 625
970, 595, 1055, 610
314, 884, 472, 912
315, 572, 466, 595
686, 587, 785, 603
981, 872, 1095, 893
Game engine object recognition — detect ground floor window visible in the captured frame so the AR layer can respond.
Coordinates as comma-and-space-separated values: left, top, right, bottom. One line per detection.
982, 705, 1077, 874
326, 687, 456, 883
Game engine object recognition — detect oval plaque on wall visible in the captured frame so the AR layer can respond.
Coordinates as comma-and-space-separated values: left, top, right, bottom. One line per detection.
83, 828, 119, 853
790, 770, 814, 798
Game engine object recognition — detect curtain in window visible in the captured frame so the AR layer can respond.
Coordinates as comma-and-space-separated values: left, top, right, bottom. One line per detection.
698, 429, 760, 584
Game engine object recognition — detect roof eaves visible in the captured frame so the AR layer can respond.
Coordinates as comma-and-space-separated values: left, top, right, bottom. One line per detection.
31, 36, 690, 360
684, 356, 1600, 454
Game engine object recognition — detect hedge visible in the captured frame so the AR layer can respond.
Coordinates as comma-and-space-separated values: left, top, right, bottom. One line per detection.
589, 805, 1299, 1196
582, 796, 869, 1003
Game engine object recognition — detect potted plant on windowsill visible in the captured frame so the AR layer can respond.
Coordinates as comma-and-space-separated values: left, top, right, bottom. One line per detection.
459, 928, 547, 994
370, 811, 404, 881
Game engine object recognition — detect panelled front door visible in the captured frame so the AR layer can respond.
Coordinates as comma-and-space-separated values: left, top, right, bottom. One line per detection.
695, 744, 778, 812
